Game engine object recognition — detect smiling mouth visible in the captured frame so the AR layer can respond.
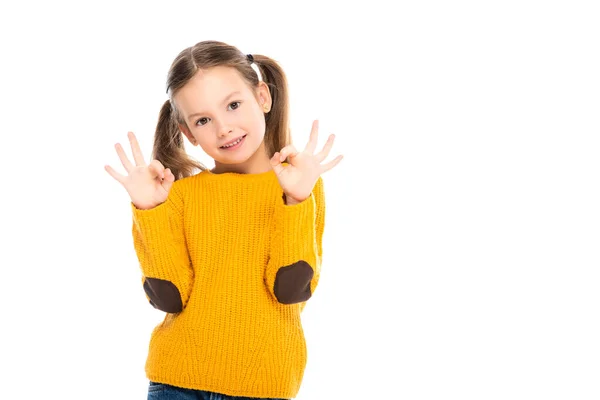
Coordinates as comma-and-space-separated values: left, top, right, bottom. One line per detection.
220, 134, 247, 149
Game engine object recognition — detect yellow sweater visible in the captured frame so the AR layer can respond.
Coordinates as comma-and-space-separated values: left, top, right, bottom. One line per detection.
130, 167, 325, 399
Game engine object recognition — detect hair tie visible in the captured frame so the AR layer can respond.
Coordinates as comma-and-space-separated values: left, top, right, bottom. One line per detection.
246, 53, 263, 82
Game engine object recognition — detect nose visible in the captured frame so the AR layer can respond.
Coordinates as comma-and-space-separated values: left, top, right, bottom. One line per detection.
215, 119, 233, 138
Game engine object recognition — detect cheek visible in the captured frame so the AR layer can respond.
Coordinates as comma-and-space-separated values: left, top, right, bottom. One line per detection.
238, 108, 265, 135
195, 136, 216, 153
252, 110, 266, 132
257, 118, 266, 132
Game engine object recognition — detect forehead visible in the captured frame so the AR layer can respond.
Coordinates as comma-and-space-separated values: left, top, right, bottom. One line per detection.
192, 65, 245, 88
175, 66, 251, 106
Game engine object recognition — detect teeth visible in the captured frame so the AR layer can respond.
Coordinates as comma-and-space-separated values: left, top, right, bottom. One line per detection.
222, 136, 243, 148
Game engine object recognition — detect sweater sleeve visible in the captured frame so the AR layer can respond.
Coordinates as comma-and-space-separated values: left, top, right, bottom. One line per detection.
131, 182, 194, 313
265, 176, 325, 306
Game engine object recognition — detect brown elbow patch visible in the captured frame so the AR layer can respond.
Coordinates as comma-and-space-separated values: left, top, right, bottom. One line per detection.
274, 261, 314, 304
143, 277, 183, 313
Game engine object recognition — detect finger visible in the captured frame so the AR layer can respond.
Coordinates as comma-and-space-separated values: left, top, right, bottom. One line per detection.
304, 119, 319, 154
115, 143, 134, 173
314, 134, 335, 163
161, 168, 175, 191
104, 164, 126, 185
278, 144, 299, 162
128, 131, 147, 166
270, 151, 285, 176
320, 154, 344, 174
148, 159, 165, 180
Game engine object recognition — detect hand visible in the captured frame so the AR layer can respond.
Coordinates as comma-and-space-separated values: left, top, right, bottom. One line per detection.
270, 120, 343, 204
104, 131, 175, 210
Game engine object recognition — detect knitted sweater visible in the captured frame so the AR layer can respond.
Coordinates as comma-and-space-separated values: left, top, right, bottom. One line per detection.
130, 167, 325, 399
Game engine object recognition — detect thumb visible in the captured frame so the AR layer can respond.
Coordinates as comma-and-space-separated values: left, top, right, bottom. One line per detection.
270, 152, 285, 176
161, 168, 175, 192
149, 159, 165, 179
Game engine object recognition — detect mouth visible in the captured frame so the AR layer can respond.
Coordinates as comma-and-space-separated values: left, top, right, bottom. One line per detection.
220, 134, 247, 150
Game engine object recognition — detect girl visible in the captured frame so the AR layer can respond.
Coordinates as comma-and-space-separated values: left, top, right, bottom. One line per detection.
105, 40, 343, 400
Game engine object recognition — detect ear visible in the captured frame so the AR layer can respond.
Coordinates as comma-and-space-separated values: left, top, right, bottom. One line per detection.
256, 82, 272, 111
178, 123, 196, 145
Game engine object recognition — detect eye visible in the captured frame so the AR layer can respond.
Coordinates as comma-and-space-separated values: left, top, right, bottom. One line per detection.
195, 102, 241, 126
195, 117, 209, 126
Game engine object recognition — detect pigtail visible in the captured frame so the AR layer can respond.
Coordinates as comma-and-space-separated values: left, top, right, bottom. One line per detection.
252, 56, 291, 159
151, 100, 206, 181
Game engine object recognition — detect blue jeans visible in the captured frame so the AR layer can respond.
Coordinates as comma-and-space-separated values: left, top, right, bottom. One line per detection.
147, 381, 288, 400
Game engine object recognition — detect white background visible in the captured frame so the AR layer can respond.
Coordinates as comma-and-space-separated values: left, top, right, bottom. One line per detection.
1, 1, 599, 399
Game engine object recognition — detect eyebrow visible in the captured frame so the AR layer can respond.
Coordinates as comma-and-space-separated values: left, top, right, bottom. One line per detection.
187, 91, 243, 121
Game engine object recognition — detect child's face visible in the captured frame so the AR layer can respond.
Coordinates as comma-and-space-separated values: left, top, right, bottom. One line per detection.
174, 66, 271, 170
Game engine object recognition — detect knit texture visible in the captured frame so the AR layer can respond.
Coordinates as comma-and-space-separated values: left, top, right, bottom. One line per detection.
130, 167, 325, 399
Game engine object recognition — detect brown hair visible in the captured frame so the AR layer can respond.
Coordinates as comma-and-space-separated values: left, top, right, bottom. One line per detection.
151, 40, 291, 181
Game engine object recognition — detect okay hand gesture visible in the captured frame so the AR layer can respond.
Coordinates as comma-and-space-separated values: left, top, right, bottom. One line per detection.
270, 120, 343, 204
104, 131, 175, 210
